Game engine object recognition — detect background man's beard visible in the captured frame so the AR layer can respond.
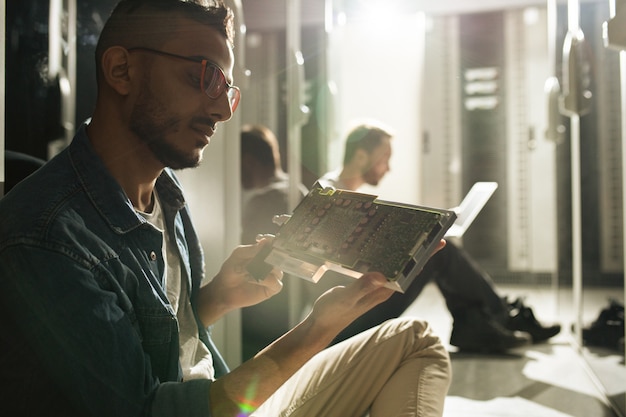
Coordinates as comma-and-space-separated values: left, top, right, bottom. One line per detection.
363, 168, 381, 186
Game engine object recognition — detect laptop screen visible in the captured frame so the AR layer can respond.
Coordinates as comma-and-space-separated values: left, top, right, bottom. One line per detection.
445, 182, 498, 238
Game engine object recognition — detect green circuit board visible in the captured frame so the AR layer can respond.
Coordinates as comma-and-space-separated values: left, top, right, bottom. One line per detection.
273, 186, 451, 279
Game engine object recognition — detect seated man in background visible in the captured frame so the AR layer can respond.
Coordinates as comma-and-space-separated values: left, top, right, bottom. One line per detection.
239, 124, 309, 360
316, 120, 561, 352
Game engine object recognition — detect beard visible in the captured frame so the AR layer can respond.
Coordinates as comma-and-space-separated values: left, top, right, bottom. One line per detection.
129, 78, 202, 170
362, 167, 382, 186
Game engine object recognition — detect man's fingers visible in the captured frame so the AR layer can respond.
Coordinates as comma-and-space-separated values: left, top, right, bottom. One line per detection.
433, 239, 446, 255
349, 272, 394, 308
255, 233, 275, 243
231, 237, 275, 266
262, 268, 284, 295
246, 267, 284, 299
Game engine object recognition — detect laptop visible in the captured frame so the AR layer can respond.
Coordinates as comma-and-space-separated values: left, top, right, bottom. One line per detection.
445, 182, 498, 238
247, 183, 457, 293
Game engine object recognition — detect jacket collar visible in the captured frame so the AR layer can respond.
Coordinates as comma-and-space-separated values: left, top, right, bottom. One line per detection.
69, 122, 187, 234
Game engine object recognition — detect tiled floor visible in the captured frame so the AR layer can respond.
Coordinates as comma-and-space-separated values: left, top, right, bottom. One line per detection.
401, 283, 625, 417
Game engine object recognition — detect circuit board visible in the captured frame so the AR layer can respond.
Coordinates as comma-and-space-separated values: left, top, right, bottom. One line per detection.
247, 184, 456, 292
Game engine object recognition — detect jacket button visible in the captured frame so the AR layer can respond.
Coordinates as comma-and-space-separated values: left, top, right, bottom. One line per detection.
150, 251, 157, 261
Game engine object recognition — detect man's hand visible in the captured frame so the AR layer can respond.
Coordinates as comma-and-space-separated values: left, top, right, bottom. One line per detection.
197, 238, 284, 326
209, 238, 449, 415
308, 238, 447, 327
209, 270, 395, 416
304, 272, 393, 333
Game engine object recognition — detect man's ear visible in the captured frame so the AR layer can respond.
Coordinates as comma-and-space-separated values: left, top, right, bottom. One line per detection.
100, 46, 133, 96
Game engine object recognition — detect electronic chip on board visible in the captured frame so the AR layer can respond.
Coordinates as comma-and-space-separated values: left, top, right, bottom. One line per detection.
247, 183, 457, 292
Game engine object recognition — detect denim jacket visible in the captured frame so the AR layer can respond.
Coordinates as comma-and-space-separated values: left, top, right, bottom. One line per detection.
0, 124, 227, 417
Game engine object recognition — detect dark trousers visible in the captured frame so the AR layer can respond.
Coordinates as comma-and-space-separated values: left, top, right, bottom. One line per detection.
331, 242, 508, 344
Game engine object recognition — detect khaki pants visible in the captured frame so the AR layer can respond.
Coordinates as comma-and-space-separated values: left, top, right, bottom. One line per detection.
253, 318, 451, 417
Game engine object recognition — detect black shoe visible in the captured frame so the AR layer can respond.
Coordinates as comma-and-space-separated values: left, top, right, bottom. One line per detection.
505, 297, 561, 343
450, 307, 532, 353
582, 299, 624, 351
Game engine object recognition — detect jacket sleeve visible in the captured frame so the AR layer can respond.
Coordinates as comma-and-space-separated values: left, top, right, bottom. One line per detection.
0, 243, 213, 417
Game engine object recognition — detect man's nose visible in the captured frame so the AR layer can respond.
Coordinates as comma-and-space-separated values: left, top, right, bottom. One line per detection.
205, 91, 234, 122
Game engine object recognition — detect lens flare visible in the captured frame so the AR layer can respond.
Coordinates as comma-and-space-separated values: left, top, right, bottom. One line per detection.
236, 376, 261, 416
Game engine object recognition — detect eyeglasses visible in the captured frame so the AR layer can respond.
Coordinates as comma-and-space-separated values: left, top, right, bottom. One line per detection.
127, 46, 240, 112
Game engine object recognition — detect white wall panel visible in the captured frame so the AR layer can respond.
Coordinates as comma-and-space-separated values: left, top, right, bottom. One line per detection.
505, 7, 557, 273
420, 15, 462, 210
